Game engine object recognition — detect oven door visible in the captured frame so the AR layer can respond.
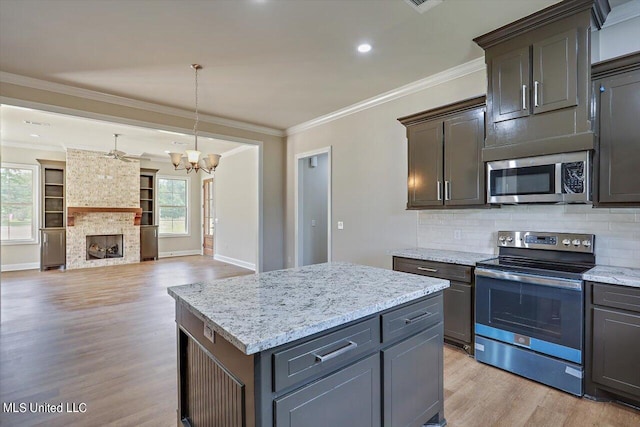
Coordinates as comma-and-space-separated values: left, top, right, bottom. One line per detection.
475, 268, 583, 364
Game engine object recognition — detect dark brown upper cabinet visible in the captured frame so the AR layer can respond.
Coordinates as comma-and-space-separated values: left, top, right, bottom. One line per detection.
474, 0, 610, 162
399, 97, 486, 209
592, 52, 640, 206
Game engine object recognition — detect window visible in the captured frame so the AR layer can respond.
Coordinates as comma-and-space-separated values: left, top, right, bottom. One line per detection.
1, 163, 38, 244
158, 177, 189, 236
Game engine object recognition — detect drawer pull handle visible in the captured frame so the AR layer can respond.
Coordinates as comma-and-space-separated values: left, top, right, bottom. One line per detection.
417, 267, 438, 273
314, 341, 358, 363
405, 312, 432, 324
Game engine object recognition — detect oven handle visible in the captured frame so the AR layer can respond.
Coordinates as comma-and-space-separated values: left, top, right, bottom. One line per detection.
475, 268, 583, 291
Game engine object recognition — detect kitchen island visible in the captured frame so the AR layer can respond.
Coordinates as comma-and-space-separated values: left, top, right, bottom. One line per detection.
168, 262, 449, 427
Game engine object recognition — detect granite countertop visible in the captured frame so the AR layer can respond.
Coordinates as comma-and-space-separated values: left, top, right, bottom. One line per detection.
168, 262, 449, 355
390, 248, 495, 267
583, 265, 640, 288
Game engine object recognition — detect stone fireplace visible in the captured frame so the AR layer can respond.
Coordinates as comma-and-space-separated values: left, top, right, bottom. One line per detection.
86, 234, 123, 260
65, 149, 140, 269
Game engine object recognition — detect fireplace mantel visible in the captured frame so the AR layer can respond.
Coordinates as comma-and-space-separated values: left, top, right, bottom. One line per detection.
67, 207, 142, 226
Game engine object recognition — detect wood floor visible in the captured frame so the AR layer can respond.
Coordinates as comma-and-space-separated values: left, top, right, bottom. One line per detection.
1, 256, 638, 427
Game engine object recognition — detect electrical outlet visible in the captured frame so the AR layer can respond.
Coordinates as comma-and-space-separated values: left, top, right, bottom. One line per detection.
454, 230, 461, 240
311, 219, 316, 227
337, 221, 344, 230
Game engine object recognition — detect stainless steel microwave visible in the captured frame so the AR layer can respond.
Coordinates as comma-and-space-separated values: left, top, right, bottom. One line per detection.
487, 151, 591, 204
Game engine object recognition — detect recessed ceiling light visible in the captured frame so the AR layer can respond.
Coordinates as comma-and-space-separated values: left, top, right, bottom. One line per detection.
158, 129, 187, 136
30, 134, 40, 138
164, 150, 171, 154
357, 43, 372, 53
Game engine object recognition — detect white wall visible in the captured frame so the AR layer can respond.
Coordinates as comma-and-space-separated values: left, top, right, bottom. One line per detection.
212, 146, 258, 270
417, 205, 640, 268
299, 153, 328, 266
592, 1, 640, 63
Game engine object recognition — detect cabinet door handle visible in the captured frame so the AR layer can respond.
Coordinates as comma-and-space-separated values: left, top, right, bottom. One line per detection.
154, 229, 157, 237
417, 266, 438, 273
405, 312, 432, 325
437, 180, 442, 201
44, 234, 48, 244
522, 84, 527, 110
314, 341, 358, 363
534, 81, 540, 107
445, 181, 451, 201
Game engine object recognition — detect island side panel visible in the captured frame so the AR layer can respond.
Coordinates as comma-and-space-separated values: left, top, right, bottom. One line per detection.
176, 302, 257, 427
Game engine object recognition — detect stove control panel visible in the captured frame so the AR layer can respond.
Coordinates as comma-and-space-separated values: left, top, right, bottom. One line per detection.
497, 231, 595, 254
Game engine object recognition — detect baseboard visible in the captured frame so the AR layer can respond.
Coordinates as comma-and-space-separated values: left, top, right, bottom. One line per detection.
213, 254, 256, 271
158, 250, 203, 259
1, 262, 40, 272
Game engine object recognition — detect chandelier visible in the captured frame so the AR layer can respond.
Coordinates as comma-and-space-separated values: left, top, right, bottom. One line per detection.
169, 64, 221, 174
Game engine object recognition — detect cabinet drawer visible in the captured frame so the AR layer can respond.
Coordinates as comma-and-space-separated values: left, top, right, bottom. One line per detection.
393, 257, 472, 283
273, 317, 379, 393
382, 294, 443, 344
592, 283, 640, 314
275, 353, 381, 427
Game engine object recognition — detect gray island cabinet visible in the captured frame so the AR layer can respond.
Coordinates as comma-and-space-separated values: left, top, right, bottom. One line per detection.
168, 262, 449, 427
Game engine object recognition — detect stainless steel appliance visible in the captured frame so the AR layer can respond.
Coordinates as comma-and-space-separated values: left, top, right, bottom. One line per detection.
474, 231, 595, 396
487, 151, 591, 204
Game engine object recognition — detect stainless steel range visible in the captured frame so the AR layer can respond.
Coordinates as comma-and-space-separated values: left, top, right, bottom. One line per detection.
474, 231, 595, 396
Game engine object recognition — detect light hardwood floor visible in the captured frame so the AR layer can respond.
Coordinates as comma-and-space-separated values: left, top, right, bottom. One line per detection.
1, 256, 638, 427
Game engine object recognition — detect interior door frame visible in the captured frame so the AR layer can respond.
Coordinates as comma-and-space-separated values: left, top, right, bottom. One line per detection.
294, 146, 332, 267
202, 177, 214, 257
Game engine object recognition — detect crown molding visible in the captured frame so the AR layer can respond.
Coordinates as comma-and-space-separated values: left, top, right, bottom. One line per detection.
286, 57, 485, 136
221, 144, 254, 158
0, 72, 285, 138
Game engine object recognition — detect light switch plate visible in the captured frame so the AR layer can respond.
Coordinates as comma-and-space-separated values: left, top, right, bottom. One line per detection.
337, 221, 344, 230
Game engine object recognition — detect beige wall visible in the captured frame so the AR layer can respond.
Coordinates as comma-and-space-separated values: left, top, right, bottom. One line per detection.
1, 83, 285, 271
211, 146, 259, 269
286, 71, 487, 269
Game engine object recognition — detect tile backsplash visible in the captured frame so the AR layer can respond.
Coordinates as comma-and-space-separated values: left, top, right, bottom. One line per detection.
417, 205, 640, 268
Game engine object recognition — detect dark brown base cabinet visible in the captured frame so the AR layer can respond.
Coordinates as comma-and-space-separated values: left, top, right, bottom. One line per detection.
393, 257, 474, 355
140, 225, 158, 261
175, 293, 446, 427
40, 228, 66, 270
585, 282, 640, 407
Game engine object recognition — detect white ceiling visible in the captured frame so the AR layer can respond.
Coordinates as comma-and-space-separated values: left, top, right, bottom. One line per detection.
0, 0, 564, 131
0, 104, 244, 160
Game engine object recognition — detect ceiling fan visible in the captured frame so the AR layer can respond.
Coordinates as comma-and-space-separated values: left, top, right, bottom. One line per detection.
103, 133, 133, 162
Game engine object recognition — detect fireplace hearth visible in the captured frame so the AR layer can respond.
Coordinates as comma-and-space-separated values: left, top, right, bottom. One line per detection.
86, 234, 123, 260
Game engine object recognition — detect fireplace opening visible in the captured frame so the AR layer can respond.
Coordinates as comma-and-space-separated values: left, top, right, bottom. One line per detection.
86, 234, 124, 260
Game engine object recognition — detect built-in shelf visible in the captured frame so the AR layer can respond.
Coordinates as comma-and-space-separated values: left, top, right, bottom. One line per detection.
67, 207, 143, 226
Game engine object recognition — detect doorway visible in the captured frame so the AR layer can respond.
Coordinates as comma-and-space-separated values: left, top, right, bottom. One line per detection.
203, 178, 214, 257
295, 147, 331, 267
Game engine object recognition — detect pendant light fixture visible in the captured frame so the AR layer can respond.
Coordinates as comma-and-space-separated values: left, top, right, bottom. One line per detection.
169, 64, 221, 174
